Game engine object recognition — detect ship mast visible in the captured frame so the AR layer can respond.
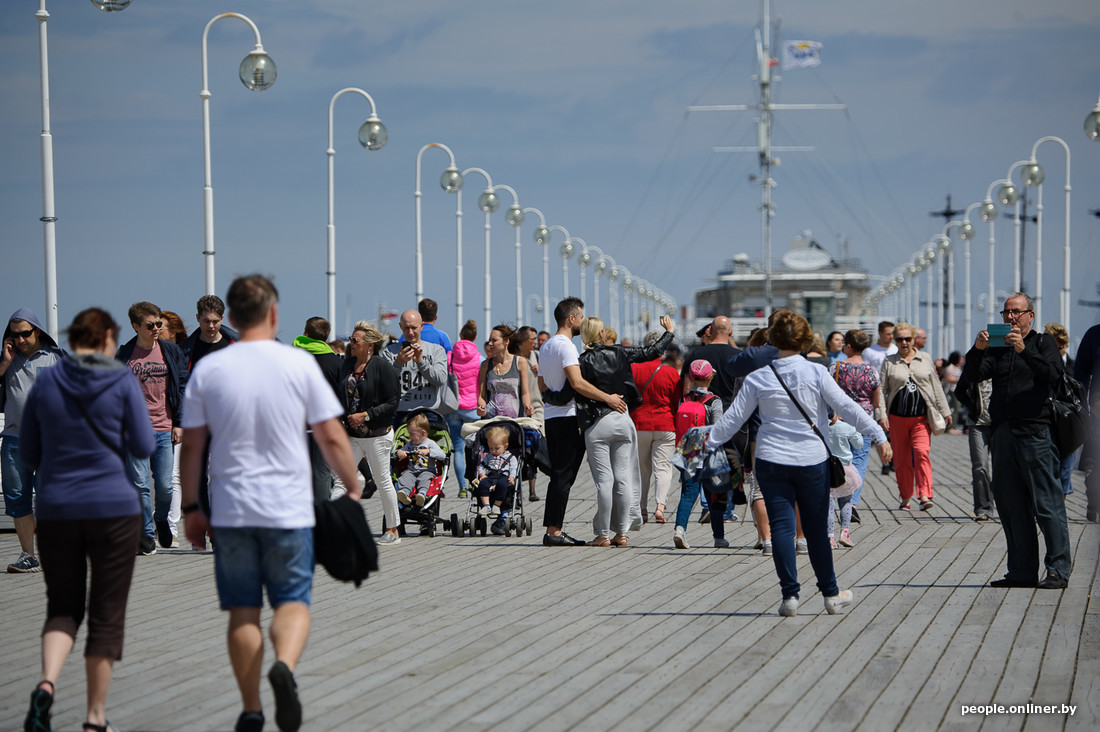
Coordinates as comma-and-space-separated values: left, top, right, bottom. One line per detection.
688, 0, 845, 314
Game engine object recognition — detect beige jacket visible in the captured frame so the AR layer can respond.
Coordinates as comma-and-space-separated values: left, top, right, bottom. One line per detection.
875, 351, 951, 423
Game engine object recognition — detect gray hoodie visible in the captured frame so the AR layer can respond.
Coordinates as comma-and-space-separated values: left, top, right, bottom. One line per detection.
2, 307, 63, 436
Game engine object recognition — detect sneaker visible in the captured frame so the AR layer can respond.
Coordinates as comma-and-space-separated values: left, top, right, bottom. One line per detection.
898, 501, 911, 511
477, 504, 489, 516
1036, 574, 1068, 590
974, 513, 991, 522
673, 526, 690, 550
850, 507, 861, 524
796, 538, 809, 555
714, 538, 729, 548
7, 551, 41, 573
920, 499, 934, 511
754, 539, 764, 550
396, 490, 412, 506
838, 528, 854, 547
698, 510, 710, 524
724, 512, 739, 522
761, 540, 773, 556
490, 518, 506, 536
377, 532, 401, 545
458, 489, 468, 499
138, 538, 157, 556
778, 597, 799, 617
156, 520, 174, 549
629, 517, 643, 532
824, 589, 854, 614
414, 492, 426, 507
829, 533, 838, 549
268, 660, 302, 732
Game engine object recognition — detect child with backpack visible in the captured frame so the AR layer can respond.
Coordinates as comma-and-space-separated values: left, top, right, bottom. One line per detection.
672, 360, 727, 548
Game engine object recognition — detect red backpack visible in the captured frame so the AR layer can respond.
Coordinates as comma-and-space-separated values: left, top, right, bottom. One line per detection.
675, 391, 717, 443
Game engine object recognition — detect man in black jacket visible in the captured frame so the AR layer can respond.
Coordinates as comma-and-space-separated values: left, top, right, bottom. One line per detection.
963, 293, 1069, 589
116, 301, 190, 552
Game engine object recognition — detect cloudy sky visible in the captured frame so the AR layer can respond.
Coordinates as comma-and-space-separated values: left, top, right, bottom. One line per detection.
2, 0, 1098, 350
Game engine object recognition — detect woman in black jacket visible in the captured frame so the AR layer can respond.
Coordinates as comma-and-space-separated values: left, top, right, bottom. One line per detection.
338, 321, 402, 543
577, 314, 674, 546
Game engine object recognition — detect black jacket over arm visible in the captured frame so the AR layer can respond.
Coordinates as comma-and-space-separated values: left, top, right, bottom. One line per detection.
576, 330, 674, 428
962, 329, 1063, 436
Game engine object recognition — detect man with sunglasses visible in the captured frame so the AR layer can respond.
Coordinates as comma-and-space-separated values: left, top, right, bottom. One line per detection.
1, 308, 63, 572
116, 301, 189, 554
964, 292, 1069, 589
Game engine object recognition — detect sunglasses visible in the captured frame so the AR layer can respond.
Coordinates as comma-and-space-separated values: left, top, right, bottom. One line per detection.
895, 337, 913, 343
142, 321, 164, 331
10, 329, 34, 339
347, 337, 364, 344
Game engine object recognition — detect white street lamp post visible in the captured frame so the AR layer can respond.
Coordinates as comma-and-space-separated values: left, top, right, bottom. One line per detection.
36, 0, 132, 339
496, 186, 525, 325
997, 161, 1029, 293
326, 88, 386, 327
959, 207, 979, 345
980, 180, 1007, 325
1024, 136, 1071, 328
523, 208, 550, 332
547, 225, 572, 305
526, 294, 543, 328
936, 233, 955, 355
414, 143, 463, 327
924, 245, 937, 349
201, 12, 276, 297
459, 169, 496, 328
582, 245, 604, 317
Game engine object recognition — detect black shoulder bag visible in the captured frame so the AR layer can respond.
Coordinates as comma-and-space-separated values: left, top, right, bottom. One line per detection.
768, 364, 846, 488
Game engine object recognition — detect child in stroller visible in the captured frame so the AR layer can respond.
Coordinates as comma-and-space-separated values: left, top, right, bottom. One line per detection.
390, 409, 452, 537
473, 425, 520, 534
394, 413, 447, 506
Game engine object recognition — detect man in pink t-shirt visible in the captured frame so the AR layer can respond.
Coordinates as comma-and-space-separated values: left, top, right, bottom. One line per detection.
115, 301, 189, 554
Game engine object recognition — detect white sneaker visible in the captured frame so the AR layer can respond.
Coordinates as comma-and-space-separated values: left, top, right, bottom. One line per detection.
778, 597, 799, 617
414, 492, 426, 507
796, 538, 809, 555
377, 532, 401, 545
673, 527, 690, 550
396, 490, 412, 506
824, 589, 853, 614
761, 540, 773, 556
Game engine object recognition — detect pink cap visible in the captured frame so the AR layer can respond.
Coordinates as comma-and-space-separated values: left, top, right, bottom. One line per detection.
689, 360, 714, 379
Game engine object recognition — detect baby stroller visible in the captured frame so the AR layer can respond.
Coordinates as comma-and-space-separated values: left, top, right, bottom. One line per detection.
456, 419, 538, 537
390, 409, 453, 538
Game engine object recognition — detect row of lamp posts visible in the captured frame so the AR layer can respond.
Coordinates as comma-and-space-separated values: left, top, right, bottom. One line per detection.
869, 134, 1077, 352
34, 3, 680, 340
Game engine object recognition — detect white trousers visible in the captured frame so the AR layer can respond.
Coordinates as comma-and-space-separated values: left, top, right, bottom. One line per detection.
333, 430, 400, 530
637, 430, 675, 510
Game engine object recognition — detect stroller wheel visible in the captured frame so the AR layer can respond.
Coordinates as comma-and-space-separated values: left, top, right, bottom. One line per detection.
427, 521, 436, 538
526, 516, 533, 536
451, 513, 462, 538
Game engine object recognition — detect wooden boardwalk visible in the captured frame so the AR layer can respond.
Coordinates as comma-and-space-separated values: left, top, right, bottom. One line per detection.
1, 434, 1097, 731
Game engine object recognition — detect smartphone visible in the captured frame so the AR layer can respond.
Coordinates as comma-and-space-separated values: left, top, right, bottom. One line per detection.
987, 323, 1011, 348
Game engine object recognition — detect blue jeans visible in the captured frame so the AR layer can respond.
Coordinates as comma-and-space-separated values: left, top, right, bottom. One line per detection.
756, 457, 839, 600
674, 475, 727, 540
213, 526, 314, 609
2, 436, 36, 518
446, 409, 478, 491
850, 436, 871, 506
127, 430, 174, 541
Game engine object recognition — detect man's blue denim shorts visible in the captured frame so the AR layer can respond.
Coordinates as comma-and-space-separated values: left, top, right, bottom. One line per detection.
213, 526, 314, 610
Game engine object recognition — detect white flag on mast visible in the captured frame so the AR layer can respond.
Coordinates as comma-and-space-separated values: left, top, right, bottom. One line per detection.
781, 40, 822, 69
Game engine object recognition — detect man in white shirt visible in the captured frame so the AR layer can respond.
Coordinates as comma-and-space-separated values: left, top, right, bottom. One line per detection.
862, 320, 898, 373
181, 275, 360, 732
538, 297, 626, 546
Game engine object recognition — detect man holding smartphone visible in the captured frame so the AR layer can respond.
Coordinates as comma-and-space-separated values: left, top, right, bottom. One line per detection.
381, 309, 448, 424
963, 292, 1069, 590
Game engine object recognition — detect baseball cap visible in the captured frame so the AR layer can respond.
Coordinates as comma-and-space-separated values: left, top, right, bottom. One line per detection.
689, 360, 714, 379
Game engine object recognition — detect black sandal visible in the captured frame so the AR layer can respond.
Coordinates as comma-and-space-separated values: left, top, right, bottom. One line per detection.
81, 723, 116, 732
24, 680, 54, 732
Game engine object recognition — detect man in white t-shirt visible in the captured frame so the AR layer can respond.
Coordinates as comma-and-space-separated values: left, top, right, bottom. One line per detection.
538, 297, 627, 546
180, 275, 360, 732
863, 320, 898, 475
862, 320, 898, 373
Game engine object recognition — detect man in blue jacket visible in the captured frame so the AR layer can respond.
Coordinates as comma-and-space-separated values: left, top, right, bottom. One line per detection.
1, 307, 63, 572
116, 301, 189, 553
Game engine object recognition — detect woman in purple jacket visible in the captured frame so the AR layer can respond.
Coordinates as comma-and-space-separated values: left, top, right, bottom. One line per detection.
20, 308, 155, 732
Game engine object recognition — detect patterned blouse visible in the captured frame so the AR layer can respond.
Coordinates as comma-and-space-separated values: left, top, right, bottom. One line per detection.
829, 361, 879, 417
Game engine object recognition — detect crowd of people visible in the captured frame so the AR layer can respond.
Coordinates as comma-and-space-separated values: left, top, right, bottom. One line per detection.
4, 286, 1097, 732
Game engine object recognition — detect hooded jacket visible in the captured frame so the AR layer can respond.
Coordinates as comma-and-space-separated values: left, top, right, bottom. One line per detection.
20, 353, 155, 520
1, 307, 64, 420
115, 336, 189, 428
448, 339, 482, 411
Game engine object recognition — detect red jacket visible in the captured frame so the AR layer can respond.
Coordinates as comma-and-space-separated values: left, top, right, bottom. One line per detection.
630, 360, 680, 431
